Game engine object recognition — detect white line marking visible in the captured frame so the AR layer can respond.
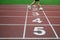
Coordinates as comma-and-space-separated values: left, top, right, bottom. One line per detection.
0, 10, 27, 12
0, 10, 26, 11
0, 38, 60, 39
0, 16, 60, 18
0, 16, 25, 17
23, 5, 28, 39
0, 24, 60, 26
42, 7, 59, 38
0, 24, 24, 26
25, 38, 60, 39
0, 10, 60, 12
45, 11, 60, 12
0, 6, 26, 8
0, 6, 25, 7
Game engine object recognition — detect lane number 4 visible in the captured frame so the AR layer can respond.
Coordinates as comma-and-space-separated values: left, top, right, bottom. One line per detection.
32, 18, 42, 23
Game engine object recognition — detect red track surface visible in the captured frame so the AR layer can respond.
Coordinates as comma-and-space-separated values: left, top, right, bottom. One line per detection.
0, 5, 60, 40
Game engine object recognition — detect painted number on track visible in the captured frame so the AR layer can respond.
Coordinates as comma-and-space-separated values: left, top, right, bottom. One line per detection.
34, 27, 46, 35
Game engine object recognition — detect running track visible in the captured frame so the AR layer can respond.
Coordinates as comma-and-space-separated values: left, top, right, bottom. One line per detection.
0, 5, 60, 40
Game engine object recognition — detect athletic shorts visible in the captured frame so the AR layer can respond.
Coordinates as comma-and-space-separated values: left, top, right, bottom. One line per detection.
35, 0, 39, 1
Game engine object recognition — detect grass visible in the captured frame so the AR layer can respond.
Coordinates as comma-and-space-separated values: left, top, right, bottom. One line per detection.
0, 0, 60, 5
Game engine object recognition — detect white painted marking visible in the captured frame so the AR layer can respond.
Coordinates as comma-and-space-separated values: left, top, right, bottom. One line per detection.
0, 16, 60, 18
42, 6, 59, 38
32, 12, 40, 16
0, 10, 60, 12
34, 27, 46, 35
0, 38, 60, 39
23, 5, 28, 39
32, 18, 42, 23
0, 24, 60, 26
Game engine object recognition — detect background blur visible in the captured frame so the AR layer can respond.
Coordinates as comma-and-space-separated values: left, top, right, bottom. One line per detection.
0, 0, 60, 5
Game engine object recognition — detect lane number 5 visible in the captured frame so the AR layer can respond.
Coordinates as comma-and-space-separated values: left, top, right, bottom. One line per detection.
34, 27, 46, 35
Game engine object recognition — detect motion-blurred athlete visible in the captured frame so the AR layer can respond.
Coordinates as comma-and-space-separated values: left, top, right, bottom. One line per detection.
28, 0, 43, 10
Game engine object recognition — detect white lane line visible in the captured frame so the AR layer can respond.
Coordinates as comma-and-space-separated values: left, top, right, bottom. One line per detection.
0, 24, 24, 26
0, 24, 60, 26
0, 10, 27, 12
0, 10, 60, 12
42, 8, 59, 38
23, 5, 28, 39
0, 16, 25, 17
0, 38, 60, 39
0, 24, 50, 26
43, 10, 60, 12
0, 16, 60, 18
0, 10, 60, 11
0, 6, 26, 9
0, 6, 27, 8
